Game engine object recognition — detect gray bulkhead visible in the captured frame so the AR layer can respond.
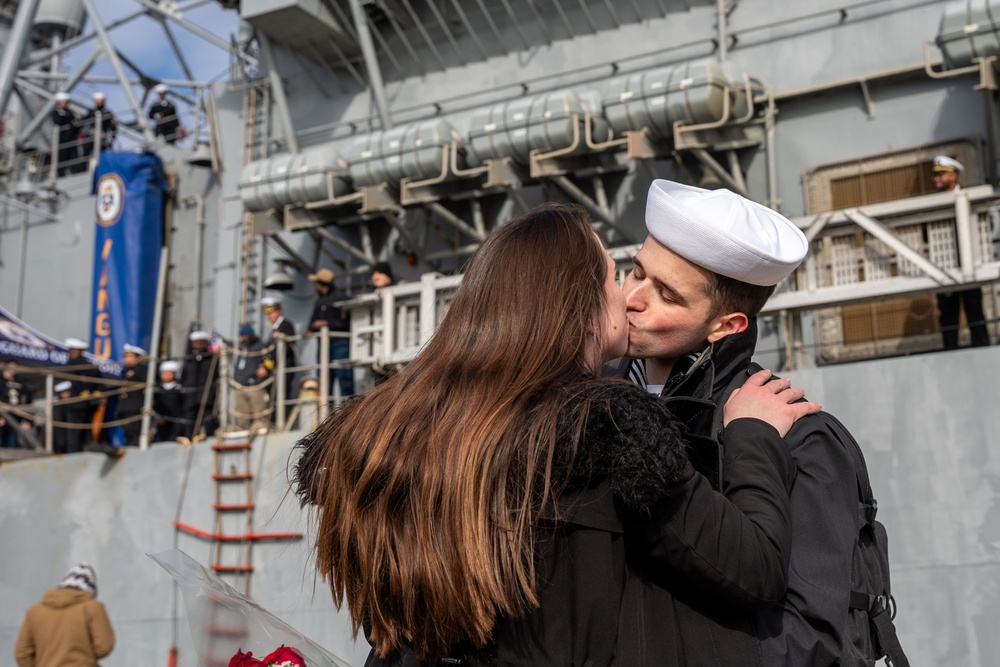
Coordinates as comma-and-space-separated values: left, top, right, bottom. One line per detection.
1, 0, 1000, 664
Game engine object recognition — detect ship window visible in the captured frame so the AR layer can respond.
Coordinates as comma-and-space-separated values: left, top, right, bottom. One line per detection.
802, 139, 994, 362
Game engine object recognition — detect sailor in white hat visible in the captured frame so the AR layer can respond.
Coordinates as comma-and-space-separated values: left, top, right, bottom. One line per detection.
159, 360, 181, 376
149, 82, 181, 144
64, 338, 88, 350
931, 155, 964, 194
155, 360, 184, 442
119, 346, 149, 446
83, 91, 117, 153
261, 296, 296, 422
930, 155, 989, 349
52, 92, 81, 176
619, 179, 867, 667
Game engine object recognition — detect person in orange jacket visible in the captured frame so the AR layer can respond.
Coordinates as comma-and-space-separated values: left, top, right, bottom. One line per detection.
15, 563, 115, 667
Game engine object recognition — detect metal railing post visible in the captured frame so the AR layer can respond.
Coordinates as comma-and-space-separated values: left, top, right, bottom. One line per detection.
319, 325, 330, 420
44, 373, 53, 453
955, 191, 975, 282
381, 288, 395, 365
276, 337, 286, 431
92, 112, 102, 171
140, 246, 169, 449
218, 342, 230, 431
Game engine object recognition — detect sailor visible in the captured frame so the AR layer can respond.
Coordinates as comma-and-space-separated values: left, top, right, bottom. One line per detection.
0, 364, 33, 449
79, 91, 117, 158
932, 155, 990, 349
62, 337, 104, 443
180, 331, 219, 440
261, 297, 297, 422
232, 323, 269, 432
148, 83, 182, 144
616, 180, 880, 666
51, 92, 80, 176
305, 268, 352, 398
117, 344, 148, 446
153, 360, 184, 443
51, 380, 87, 454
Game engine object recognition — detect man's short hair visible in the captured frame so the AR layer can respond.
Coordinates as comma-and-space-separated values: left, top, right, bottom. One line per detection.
703, 272, 777, 319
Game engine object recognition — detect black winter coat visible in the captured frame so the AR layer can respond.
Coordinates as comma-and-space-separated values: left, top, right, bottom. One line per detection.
619, 319, 858, 666
363, 380, 794, 667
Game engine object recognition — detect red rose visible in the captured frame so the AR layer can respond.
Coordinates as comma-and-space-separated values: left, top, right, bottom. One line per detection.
228, 649, 265, 667
263, 645, 308, 666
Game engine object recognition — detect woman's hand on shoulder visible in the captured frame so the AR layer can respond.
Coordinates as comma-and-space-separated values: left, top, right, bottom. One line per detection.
724, 369, 822, 438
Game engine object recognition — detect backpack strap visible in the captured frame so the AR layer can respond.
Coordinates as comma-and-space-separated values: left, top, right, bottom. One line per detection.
705, 362, 765, 490
711, 362, 765, 446
830, 413, 911, 667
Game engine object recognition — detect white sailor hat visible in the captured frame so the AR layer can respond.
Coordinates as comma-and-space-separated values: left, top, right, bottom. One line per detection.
64, 338, 88, 350
55, 380, 73, 393
188, 330, 210, 342
55, 92, 70, 102
92, 91, 105, 100
932, 155, 964, 174
123, 344, 147, 356
159, 360, 181, 374
154, 83, 169, 94
261, 296, 281, 312
644, 180, 809, 286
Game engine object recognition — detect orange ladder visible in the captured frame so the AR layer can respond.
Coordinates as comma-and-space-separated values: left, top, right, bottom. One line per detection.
173, 430, 302, 665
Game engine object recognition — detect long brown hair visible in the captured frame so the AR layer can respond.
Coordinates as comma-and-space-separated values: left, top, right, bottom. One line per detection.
296, 203, 614, 659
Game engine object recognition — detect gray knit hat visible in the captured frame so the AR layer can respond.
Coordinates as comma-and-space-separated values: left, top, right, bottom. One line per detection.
59, 563, 97, 597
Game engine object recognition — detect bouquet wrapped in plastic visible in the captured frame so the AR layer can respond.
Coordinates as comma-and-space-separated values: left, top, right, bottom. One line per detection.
150, 549, 352, 667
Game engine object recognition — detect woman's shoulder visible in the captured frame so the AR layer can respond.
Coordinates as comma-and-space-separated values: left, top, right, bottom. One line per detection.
570, 379, 689, 513
580, 379, 680, 440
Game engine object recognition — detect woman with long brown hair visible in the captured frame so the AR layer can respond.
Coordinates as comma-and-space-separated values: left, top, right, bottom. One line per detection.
295, 202, 817, 665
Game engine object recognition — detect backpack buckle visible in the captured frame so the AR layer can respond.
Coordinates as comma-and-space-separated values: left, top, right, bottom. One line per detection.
861, 498, 878, 526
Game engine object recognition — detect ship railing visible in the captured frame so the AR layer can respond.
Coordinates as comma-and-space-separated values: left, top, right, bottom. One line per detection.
0, 363, 155, 454
762, 185, 1000, 365
340, 273, 463, 373
764, 185, 999, 314
217, 326, 351, 436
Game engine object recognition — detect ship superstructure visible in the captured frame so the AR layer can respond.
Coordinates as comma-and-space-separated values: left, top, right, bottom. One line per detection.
1, 0, 1000, 664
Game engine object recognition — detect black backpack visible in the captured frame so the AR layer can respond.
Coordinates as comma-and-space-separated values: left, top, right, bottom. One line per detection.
718, 365, 910, 667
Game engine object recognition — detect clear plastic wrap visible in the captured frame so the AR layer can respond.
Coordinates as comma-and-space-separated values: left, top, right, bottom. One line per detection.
149, 549, 353, 667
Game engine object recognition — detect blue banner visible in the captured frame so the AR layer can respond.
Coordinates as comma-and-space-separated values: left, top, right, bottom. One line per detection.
0, 305, 122, 376
89, 151, 168, 363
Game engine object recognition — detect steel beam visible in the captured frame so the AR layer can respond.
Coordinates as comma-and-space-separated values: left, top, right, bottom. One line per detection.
0, 0, 42, 120
16, 48, 102, 146
842, 209, 956, 286
81, 0, 157, 143
348, 0, 393, 131
257, 31, 300, 153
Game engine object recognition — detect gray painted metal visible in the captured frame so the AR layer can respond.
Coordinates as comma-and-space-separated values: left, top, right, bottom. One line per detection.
1, 347, 1000, 664
0, 0, 42, 122
3, 3, 1000, 663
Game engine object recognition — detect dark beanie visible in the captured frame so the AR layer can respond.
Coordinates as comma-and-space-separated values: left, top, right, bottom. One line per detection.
239, 323, 255, 337
372, 261, 394, 282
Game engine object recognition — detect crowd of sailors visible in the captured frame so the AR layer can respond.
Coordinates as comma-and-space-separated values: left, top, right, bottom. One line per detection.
49, 83, 183, 176
0, 263, 396, 454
